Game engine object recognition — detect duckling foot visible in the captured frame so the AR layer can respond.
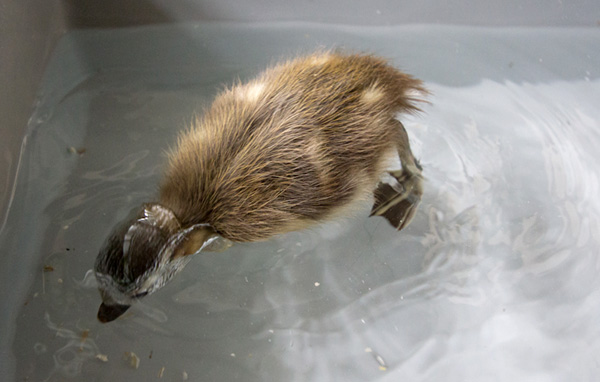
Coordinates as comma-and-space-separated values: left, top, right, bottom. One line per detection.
370, 169, 423, 230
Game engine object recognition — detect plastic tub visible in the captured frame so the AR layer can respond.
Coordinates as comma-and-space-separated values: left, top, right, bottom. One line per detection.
1, 1, 599, 381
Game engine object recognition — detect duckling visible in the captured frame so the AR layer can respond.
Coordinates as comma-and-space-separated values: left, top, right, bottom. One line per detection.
94, 51, 426, 323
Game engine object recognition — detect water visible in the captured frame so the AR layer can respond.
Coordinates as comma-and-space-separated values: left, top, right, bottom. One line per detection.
1, 23, 599, 381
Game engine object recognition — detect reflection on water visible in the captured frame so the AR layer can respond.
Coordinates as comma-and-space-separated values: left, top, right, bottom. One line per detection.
43, 313, 102, 379
2, 23, 599, 381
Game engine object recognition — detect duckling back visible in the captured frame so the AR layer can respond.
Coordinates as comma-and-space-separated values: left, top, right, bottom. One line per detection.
159, 51, 426, 242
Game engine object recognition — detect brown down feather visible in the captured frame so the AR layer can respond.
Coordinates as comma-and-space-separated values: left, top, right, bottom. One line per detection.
158, 51, 427, 242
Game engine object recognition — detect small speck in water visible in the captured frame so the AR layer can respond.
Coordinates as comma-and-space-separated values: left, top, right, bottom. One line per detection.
43, 265, 54, 272
67, 146, 87, 155
158, 366, 165, 378
182, 371, 189, 380
124, 352, 140, 369
365, 347, 388, 370
230, 353, 236, 357
314, 282, 320, 287
375, 354, 387, 370
96, 354, 108, 362
79, 329, 89, 350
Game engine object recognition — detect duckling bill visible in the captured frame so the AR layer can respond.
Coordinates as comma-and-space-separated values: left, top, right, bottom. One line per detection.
94, 51, 427, 322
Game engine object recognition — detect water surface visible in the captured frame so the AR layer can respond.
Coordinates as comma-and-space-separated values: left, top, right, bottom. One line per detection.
1, 23, 599, 381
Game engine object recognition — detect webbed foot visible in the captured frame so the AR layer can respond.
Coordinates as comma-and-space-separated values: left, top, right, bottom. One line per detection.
370, 169, 423, 230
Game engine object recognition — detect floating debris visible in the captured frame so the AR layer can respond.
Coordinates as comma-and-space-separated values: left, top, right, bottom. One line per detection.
68, 146, 87, 155
365, 347, 387, 371
182, 371, 189, 380
80, 329, 90, 349
43, 265, 54, 272
375, 353, 387, 371
96, 354, 109, 362
124, 352, 140, 369
158, 366, 165, 378
149, 350, 153, 359
314, 282, 320, 287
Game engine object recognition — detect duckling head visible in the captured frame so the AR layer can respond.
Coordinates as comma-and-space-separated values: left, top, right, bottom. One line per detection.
94, 203, 230, 323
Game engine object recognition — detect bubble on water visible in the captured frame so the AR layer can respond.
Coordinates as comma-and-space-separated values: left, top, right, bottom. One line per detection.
73, 269, 97, 289
43, 313, 101, 379
34, 342, 47, 354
